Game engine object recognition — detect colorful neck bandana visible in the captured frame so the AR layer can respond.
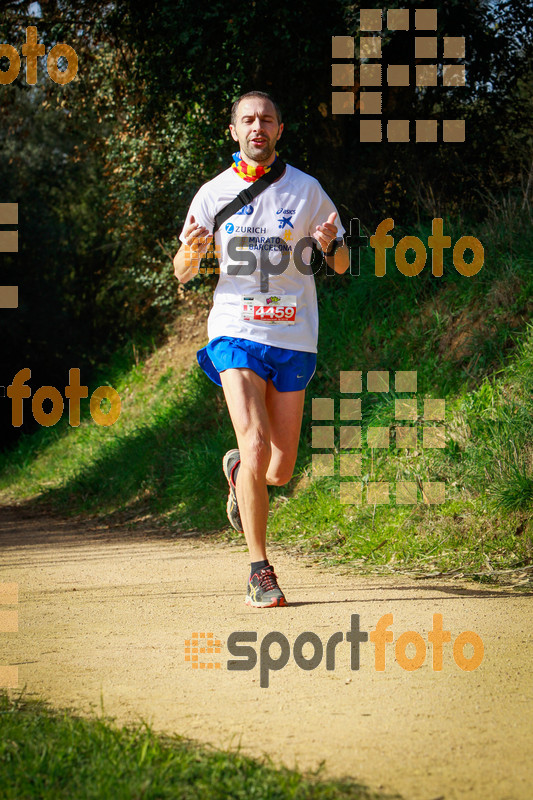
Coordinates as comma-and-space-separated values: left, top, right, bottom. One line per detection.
232, 151, 278, 182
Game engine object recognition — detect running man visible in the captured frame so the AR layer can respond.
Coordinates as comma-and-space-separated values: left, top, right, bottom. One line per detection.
174, 91, 349, 607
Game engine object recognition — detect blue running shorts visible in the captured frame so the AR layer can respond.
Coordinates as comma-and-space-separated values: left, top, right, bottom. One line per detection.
197, 337, 317, 392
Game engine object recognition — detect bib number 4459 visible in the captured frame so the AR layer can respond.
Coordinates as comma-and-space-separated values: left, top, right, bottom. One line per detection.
241, 295, 297, 325
253, 304, 294, 321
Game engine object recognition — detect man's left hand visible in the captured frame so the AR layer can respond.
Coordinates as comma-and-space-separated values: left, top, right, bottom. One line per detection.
312, 211, 338, 253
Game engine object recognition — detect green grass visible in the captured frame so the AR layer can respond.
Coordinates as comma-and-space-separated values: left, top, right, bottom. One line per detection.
251, 321, 533, 581
0, 692, 395, 800
0, 359, 230, 529
0, 204, 531, 583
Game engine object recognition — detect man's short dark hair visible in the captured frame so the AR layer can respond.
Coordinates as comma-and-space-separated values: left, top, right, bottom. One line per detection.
231, 91, 282, 127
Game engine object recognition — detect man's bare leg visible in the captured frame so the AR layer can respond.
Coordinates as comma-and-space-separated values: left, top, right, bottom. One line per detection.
264, 377, 306, 485
220, 368, 306, 561
220, 369, 270, 561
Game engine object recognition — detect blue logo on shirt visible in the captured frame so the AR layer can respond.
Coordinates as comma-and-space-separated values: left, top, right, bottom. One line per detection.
278, 216, 294, 229
236, 205, 254, 215
276, 207, 295, 229
225, 223, 235, 233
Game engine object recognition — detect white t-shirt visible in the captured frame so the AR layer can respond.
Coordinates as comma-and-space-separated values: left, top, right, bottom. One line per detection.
179, 163, 345, 353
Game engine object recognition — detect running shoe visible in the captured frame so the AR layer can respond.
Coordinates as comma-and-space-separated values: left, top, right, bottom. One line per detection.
222, 449, 243, 532
245, 565, 287, 607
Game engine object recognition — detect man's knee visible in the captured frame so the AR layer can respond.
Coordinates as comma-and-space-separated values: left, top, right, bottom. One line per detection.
240, 429, 272, 474
266, 465, 294, 486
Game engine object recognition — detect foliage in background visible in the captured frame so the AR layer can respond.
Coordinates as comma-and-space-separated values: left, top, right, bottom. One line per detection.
1, 1, 532, 446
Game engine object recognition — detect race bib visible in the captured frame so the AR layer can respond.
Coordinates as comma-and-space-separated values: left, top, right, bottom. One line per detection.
241, 295, 296, 325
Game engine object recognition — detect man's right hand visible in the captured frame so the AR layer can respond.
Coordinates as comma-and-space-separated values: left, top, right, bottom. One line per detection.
173, 214, 212, 282
182, 214, 212, 254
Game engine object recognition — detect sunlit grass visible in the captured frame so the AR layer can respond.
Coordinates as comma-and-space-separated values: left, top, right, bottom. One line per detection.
0, 692, 389, 800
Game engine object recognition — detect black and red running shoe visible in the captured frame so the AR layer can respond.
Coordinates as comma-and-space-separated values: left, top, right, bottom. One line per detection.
245, 565, 287, 608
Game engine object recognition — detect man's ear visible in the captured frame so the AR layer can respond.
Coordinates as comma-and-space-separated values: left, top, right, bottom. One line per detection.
276, 122, 284, 141
229, 124, 239, 143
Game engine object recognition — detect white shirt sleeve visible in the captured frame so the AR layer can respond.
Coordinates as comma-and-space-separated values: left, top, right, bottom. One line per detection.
178, 186, 215, 244
306, 182, 346, 241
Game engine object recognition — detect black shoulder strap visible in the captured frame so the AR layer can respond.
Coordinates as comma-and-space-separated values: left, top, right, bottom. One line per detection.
213, 158, 286, 233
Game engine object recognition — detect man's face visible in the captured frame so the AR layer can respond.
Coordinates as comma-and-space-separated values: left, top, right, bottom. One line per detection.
229, 97, 283, 165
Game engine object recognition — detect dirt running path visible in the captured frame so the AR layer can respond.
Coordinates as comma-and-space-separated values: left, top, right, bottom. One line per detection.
1, 506, 532, 800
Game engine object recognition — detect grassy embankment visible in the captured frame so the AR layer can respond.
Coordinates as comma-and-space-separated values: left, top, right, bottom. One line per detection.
0, 692, 392, 800
1, 203, 532, 584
